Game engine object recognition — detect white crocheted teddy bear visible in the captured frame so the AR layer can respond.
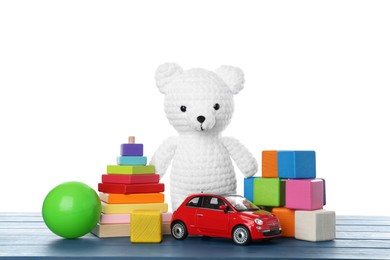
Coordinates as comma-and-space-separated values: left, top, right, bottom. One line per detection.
150, 63, 258, 210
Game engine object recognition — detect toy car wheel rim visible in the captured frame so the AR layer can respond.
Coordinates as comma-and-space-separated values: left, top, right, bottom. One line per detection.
233, 227, 249, 245
172, 223, 185, 239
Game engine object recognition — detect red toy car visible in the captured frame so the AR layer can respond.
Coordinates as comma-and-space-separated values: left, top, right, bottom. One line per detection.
170, 194, 282, 245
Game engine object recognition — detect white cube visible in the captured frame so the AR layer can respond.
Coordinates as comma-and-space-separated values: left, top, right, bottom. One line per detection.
295, 209, 336, 242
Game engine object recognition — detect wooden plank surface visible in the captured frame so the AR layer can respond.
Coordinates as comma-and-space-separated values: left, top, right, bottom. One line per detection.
0, 213, 390, 259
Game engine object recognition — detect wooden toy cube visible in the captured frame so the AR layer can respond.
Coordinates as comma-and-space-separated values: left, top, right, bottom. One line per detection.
277, 151, 316, 179
286, 179, 324, 210
262, 150, 278, 178
254, 178, 285, 207
295, 209, 336, 242
244, 177, 255, 202
272, 207, 295, 237
130, 210, 162, 243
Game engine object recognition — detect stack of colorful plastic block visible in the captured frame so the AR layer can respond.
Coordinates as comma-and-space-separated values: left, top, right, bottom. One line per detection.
91, 136, 171, 241
244, 150, 335, 242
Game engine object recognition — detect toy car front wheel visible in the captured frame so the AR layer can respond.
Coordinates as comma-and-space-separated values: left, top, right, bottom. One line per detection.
232, 225, 251, 245
171, 221, 188, 240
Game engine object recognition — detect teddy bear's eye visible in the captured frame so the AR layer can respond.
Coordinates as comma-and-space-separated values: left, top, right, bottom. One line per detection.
180, 106, 187, 112
214, 103, 220, 111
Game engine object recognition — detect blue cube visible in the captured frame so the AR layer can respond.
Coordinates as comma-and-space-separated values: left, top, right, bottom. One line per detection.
277, 151, 316, 179
244, 177, 256, 202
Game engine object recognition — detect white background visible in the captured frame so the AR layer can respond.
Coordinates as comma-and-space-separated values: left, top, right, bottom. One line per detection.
1, 0, 389, 216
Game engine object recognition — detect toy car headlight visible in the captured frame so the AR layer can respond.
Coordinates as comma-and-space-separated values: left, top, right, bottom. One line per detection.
254, 218, 263, 225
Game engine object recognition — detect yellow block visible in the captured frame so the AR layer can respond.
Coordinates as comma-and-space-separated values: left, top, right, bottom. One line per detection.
130, 210, 162, 243
101, 202, 168, 214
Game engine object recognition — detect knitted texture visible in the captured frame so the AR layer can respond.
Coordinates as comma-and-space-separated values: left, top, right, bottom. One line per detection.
151, 63, 258, 210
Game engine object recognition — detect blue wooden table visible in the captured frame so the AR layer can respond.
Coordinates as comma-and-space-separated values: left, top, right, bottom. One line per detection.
1, 213, 389, 259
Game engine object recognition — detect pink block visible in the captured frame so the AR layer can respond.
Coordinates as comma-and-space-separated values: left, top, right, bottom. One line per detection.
286, 179, 324, 210
100, 212, 173, 224
100, 213, 130, 224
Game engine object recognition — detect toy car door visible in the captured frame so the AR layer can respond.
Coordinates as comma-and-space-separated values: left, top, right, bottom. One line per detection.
196, 196, 229, 235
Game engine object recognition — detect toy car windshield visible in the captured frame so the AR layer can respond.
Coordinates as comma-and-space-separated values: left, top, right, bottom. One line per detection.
223, 195, 260, 212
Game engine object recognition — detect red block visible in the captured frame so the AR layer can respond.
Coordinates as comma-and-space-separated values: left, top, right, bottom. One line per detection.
102, 174, 160, 184
98, 183, 165, 194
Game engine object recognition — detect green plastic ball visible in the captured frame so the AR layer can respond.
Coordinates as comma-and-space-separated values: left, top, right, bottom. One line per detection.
42, 181, 101, 239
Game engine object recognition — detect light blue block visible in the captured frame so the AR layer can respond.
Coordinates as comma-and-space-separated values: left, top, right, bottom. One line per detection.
117, 156, 147, 166
277, 151, 316, 179
244, 177, 256, 202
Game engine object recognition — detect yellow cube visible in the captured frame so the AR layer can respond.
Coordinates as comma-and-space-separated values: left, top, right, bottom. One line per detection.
130, 210, 162, 243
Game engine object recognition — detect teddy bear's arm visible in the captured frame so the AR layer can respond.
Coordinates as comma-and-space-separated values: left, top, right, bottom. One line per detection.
221, 137, 258, 178
150, 136, 178, 178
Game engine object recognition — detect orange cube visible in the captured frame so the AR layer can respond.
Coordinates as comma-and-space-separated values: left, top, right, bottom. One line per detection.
262, 150, 278, 178
272, 207, 295, 237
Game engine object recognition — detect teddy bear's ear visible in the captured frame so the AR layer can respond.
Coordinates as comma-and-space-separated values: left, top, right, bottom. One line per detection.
215, 65, 244, 94
155, 63, 183, 94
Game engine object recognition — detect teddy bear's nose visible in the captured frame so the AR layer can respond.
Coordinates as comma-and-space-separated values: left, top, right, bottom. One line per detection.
197, 116, 206, 123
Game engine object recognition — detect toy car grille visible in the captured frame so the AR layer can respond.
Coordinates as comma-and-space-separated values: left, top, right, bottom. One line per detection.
263, 228, 282, 237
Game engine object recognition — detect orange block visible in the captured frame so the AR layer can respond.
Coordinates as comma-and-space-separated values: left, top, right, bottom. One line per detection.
272, 207, 295, 237
100, 193, 164, 204
262, 150, 278, 178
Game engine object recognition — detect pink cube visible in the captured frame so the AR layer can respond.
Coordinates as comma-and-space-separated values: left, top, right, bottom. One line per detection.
286, 179, 324, 210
